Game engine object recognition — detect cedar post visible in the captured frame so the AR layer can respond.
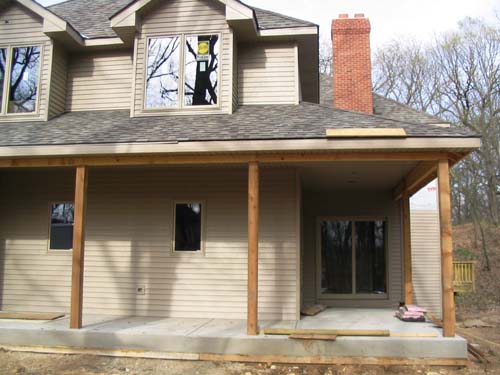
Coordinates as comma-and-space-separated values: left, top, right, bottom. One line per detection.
247, 162, 259, 335
70, 166, 88, 329
402, 188, 413, 304
437, 159, 456, 337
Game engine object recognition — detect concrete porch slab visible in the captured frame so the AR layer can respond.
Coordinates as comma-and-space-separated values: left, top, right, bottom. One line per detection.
0, 309, 468, 365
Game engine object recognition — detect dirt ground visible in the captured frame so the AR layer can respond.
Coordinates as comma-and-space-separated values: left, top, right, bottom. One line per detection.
0, 224, 499, 374
0, 350, 496, 375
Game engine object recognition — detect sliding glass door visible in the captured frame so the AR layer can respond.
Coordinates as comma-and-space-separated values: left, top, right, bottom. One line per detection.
318, 218, 387, 298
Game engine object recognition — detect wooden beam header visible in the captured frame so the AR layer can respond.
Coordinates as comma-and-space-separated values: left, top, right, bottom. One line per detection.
326, 128, 407, 138
0, 151, 459, 169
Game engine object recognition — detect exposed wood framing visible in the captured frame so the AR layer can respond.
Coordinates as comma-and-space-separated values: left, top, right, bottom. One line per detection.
393, 152, 468, 201
437, 159, 456, 337
402, 189, 413, 304
247, 162, 259, 335
393, 161, 438, 200
70, 166, 88, 329
0, 151, 458, 169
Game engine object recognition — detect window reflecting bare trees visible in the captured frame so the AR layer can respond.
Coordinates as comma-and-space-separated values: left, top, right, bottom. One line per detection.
145, 34, 219, 109
0, 48, 6, 110
146, 37, 181, 108
184, 35, 219, 106
8, 46, 40, 113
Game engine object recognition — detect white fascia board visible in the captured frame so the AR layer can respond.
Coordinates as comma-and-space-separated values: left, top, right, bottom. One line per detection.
0, 138, 481, 158
83, 37, 125, 47
222, 0, 254, 19
258, 26, 318, 37
110, 0, 148, 27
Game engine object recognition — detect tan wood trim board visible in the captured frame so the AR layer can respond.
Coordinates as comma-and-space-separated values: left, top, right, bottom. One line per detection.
0, 151, 459, 169
247, 162, 259, 335
438, 159, 456, 338
326, 128, 407, 138
0, 312, 64, 320
262, 328, 390, 336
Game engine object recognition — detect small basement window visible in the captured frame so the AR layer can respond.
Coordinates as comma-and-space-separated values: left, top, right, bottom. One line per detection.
49, 202, 74, 250
174, 202, 203, 252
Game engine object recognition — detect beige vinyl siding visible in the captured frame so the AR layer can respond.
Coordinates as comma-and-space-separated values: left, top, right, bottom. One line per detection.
67, 51, 133, 111
301, 190, 403, 309
411, 210, 442, 318
0, 170, 74, 313
0, 3, 51, 121
238, 43, 299, 105
48, 42, 68, 118
0, 167, 298, 320
133, 0, 232, 116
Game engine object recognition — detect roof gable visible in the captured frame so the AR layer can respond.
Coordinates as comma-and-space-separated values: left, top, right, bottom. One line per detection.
1, 0, 84, 44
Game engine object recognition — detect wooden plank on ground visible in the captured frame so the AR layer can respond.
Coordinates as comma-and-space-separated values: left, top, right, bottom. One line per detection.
0, 312, 64, 320
262, 328, 390, 337
289, 334, 337, 341
300, 304, 327, 316
390, 333, 438, 337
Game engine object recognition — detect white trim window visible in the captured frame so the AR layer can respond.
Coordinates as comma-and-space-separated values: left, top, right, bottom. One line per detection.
48, 202, 74, 251
0, 45, 42, 115
145, 34, 220, 110
173, 201, 204, 253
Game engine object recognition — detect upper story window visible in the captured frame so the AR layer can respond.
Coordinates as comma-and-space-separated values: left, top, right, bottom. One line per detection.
145, 34, 219, 110
0, 46, 41, 115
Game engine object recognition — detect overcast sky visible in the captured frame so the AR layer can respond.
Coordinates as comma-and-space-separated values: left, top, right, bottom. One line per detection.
38, 0, 500, 48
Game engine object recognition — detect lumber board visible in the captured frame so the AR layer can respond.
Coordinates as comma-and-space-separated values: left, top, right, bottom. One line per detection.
70, 166, 88, 329
0, 312, 64, 320
0, 151, 457, 169
262, 328, 390, 337
402, 190, 413, 304
438, 159, 456, 337
390, 333, 438, 337
300, 304, 326, 316
247, 162, 259, 335
326, 128, 407, 138
0, 346, 469, 366
289, 334, 337, 341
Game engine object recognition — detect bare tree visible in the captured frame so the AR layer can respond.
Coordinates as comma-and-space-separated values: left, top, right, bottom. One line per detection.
319, 35, 332, 75
372, 18, 500, 232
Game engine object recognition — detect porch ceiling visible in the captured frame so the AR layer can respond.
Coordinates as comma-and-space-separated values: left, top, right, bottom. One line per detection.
299, 161, 418, 191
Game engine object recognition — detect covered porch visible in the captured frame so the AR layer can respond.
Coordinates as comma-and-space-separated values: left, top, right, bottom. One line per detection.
0, 149, 464, 362
0, 308, 467, 365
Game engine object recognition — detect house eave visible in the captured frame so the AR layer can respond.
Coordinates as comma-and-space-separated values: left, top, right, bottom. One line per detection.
0, 137, 481, 160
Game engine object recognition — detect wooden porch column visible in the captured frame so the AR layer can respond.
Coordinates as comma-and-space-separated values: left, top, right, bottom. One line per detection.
70, 166, 88, 329
402, 189, 413, 304
247, 162, 259, 335
437, 159, 456, 337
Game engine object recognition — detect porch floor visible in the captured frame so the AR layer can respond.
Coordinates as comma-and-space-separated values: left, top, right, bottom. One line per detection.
0, 308, 467, 364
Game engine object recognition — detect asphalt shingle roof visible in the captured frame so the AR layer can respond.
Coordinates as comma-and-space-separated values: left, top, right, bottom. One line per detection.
48, 0, 132, 39
319, 74, 445, 125
251, 7, 317, 30
47, 0, 316, 39
0, 103, 476, 148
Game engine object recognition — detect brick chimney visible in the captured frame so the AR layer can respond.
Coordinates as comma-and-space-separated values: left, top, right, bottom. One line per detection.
332, 13, 373, 114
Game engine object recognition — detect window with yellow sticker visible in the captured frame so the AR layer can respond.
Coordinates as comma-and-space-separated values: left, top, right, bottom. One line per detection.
145, 34, 219, 109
